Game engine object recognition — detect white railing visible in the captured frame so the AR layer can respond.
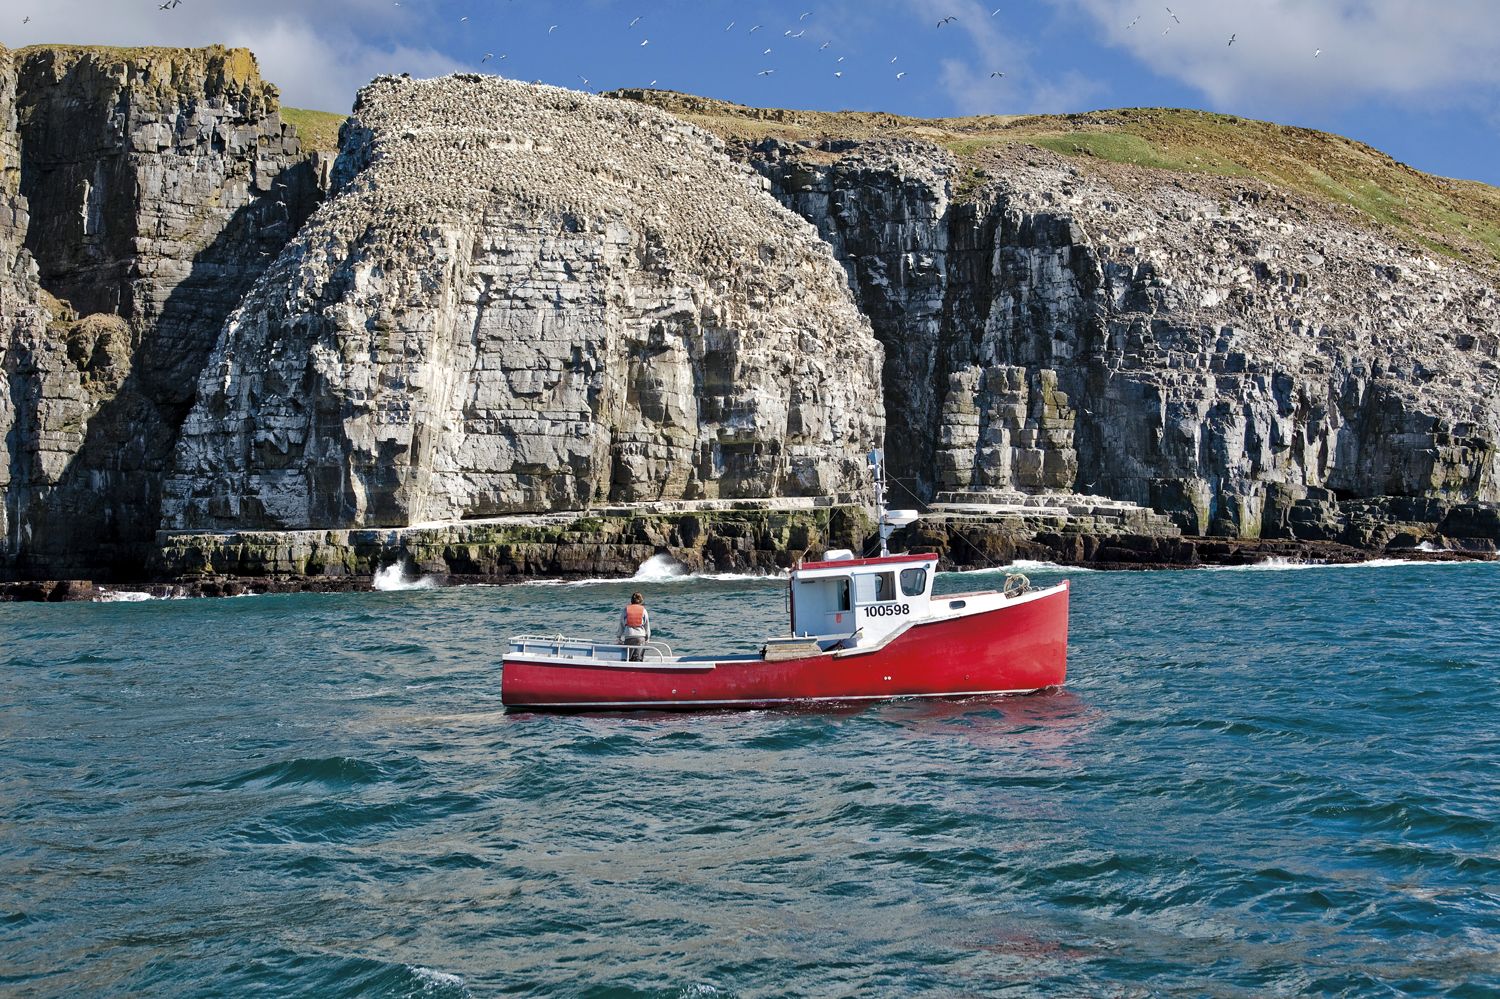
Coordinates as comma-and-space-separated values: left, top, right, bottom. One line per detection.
508, 633, 676, 663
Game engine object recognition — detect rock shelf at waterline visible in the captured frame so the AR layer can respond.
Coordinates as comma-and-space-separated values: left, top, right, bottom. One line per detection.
3, 514, 1492, 601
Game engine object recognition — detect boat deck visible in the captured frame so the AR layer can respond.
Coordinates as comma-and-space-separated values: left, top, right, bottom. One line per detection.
507, 633, 851, 666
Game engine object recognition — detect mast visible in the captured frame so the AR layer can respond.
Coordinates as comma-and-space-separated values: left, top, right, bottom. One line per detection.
868, 448, 893, 557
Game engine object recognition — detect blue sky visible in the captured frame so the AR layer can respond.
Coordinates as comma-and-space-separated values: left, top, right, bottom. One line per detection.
8, 0, 1499, 184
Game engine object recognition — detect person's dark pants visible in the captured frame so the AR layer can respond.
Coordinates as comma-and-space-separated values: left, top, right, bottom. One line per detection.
624, 635, 645, 662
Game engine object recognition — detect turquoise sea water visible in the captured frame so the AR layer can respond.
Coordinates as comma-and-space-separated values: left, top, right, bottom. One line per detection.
2, 562, 1498, 997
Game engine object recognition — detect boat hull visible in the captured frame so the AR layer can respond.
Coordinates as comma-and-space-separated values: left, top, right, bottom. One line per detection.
501, 581, 1069, 711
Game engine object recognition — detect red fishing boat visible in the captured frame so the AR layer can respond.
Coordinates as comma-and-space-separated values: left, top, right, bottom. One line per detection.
501, 454, 1069, 711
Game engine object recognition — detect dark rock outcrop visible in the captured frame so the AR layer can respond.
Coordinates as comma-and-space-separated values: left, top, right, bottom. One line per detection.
0, 45, 333, 579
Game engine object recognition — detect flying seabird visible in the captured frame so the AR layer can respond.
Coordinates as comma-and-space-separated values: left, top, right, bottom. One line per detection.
750, 24, 762, 32
757, 68, 775, 75
800, 10, 812, 19
1127, 15, 1140, 28
481, 52, 493, 62
1314, 47, 1322, 57
548, 24, 558, 33
820, 41, 830, 50
629, 15, 642, 27
937, 16, 957, 27
896, 71, 906, 79
1165, 6, 1180, 22
1228, 33, 1236, 46
725, 21, 735, 30
990, 71, 1004, 77
640, 38, 649, 46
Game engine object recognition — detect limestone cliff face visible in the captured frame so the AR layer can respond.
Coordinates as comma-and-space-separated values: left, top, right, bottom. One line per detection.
162, 75, 883, 530
740, 137, 1500, 543
0, 45, 331, 577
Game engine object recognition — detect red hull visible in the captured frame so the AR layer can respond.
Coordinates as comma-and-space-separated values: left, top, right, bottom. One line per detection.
501, 581, 1069, 711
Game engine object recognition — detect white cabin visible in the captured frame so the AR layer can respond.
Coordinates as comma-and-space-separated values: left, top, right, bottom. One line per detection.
789, 551, 938, 648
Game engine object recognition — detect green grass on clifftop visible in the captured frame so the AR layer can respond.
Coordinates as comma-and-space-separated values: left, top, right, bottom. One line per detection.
613, 91, 1500, 272
280, 107, 345, 153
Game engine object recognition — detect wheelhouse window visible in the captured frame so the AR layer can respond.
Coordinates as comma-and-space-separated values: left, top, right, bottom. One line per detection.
900, 567, 928, 597
855, 571, 896, 603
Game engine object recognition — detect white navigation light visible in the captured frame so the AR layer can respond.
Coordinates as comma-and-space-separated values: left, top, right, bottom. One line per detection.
885, 509, 919, 527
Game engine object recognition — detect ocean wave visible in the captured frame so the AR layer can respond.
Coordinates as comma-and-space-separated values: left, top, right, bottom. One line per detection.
216, 755, 423, 791
99, 588, 211, 601
943, 560, 1094, 575
407, 965, 471, 996
98, 589, 156, 602
1201, 556, 1483, 572
373, 561, 438, 591
515, 553, 786, 587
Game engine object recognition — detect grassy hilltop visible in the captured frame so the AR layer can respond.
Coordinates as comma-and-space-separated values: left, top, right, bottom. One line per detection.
612, 90, 1500, 272
279, 107, 344, 151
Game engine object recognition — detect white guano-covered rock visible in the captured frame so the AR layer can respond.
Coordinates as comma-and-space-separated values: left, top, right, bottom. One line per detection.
164, 74, 883, 529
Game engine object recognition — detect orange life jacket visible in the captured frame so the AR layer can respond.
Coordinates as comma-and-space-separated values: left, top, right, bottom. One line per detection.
625, 604, 646, 628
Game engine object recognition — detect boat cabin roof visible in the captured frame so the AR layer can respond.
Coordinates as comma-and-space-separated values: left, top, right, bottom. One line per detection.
794, 552, 938, 578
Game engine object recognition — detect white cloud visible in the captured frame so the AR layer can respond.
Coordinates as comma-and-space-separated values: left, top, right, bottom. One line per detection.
3, 0, 464, 112
1062, 0, 1500, 114
908, 0, 1105, 113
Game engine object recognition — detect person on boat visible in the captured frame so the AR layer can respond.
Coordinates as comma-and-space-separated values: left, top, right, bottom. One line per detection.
618, 592, 651, 661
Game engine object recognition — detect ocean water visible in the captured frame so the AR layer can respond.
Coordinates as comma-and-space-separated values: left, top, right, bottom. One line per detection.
2, 562, 1497, 997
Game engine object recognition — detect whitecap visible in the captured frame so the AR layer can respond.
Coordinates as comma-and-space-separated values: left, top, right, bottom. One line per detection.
406, 965, 470, 995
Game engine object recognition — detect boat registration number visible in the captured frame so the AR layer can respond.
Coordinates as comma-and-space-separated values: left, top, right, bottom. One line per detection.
864, 603, 910, 618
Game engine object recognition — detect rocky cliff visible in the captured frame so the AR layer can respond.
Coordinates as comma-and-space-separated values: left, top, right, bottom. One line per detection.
161, 74, 883, 531
5, 56, 1500, 587
0, 45, 332, 578
0, 45, 40, 568
618, 94, 1500, 549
